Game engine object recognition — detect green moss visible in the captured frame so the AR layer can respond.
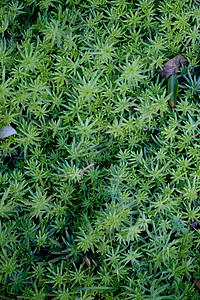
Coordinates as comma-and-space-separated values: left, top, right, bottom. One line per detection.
1, 0, 200, 298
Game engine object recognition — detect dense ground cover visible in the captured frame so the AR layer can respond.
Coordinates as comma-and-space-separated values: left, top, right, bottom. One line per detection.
1, 0, 200, 298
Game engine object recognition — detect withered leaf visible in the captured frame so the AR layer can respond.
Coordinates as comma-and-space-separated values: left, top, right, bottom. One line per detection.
0, 126, 17, 139
84, 256, 92, 268
158, 55, 188, 78
193, 279, 200, 291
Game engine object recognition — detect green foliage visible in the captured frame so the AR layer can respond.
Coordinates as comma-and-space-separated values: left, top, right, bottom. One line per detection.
1, 0, 200, 298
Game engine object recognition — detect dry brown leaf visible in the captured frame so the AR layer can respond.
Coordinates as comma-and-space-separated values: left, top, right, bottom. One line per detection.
193, 279, 200, 291
84, 256, 92, 268
158, 55, 188, 78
